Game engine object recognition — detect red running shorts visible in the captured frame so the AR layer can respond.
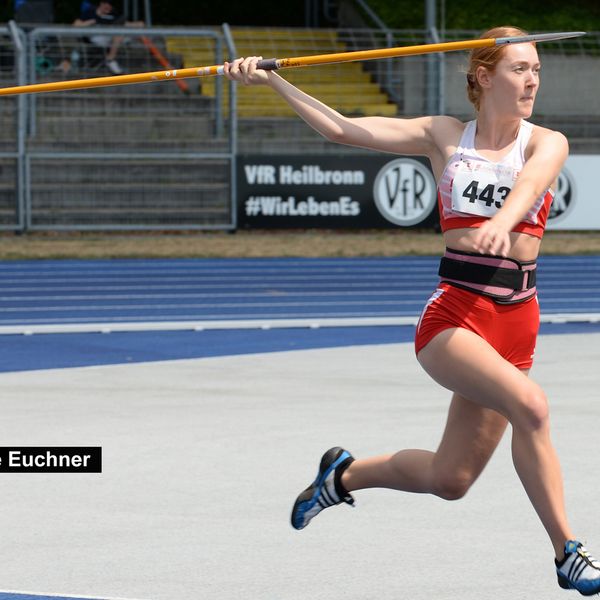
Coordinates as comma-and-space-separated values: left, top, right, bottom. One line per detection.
414, 282, 540, 370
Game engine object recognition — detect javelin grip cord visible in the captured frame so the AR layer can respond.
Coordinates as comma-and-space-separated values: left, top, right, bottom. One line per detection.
256, 58, 279, 71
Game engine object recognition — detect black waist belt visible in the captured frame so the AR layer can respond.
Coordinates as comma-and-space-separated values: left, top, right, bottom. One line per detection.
438, 257, 537, 291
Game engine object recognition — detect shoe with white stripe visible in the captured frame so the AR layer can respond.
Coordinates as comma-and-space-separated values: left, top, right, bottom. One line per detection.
556, 540, 600, 595
290, 447, 355, 530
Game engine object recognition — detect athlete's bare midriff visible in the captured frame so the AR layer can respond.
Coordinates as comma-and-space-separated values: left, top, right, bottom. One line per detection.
443, 227, 542, 262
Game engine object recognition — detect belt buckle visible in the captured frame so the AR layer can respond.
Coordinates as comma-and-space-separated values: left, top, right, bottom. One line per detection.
521, 268, 535, 291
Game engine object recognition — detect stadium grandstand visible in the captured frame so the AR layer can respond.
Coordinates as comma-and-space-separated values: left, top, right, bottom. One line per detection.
0, 0, 598, 231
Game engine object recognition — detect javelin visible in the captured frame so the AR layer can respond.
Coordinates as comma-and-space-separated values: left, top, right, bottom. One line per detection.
0, 31, 585, 97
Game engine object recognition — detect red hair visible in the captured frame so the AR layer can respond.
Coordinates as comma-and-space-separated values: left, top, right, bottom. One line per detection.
466, 26, 531, 111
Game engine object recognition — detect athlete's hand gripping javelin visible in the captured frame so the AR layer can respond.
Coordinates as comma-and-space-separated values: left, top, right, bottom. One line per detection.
223, 56, 272, 85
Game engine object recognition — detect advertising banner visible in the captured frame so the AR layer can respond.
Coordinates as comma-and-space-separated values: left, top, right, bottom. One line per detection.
238, 154, 600, 230
237, 155, 439, 229
546, 155, 600, 230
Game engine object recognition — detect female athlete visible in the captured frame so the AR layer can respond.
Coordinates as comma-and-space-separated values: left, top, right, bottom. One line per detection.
224, 26, 600, 595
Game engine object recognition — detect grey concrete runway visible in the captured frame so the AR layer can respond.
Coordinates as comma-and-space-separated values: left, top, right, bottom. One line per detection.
0, 332, 599, 599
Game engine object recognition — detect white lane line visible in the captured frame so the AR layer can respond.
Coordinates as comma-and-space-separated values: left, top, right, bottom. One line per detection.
0, 313, 598, 335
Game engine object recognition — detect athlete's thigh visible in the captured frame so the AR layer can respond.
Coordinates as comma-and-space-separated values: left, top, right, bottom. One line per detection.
417, 326, 537, 420
432, 392, 508, 484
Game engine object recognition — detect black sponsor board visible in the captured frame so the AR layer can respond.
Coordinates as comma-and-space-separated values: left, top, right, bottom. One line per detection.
237, 155, 440, 229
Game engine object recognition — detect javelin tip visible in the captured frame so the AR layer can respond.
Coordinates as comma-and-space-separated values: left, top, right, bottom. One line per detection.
496, 31, 587, 45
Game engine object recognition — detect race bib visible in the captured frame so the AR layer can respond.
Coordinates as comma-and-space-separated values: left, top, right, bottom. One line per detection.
451, 160, 518, 218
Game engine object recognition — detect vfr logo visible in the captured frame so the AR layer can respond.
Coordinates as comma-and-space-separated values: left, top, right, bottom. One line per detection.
549, 168, 576, 222
373, 158, 436, 226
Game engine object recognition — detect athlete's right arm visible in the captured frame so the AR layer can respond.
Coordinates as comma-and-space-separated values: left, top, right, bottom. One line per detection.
223, 56, 457, 161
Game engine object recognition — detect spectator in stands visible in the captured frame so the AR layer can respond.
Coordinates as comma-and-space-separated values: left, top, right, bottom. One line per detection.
70, 0, 144, 75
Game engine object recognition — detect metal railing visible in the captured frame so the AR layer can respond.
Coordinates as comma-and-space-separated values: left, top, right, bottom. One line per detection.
222, 22, 237, 229
427, 26, 445, 115
0, 25, 23, 230
2, 23, 237, 231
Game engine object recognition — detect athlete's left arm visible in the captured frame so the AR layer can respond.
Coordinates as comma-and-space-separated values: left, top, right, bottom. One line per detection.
473, 130, 569, 256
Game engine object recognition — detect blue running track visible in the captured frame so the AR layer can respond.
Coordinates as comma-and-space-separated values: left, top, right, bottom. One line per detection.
0, 256, 599, 372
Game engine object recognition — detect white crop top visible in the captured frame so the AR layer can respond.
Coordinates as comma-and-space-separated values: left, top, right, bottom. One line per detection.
437, 119, 553, 238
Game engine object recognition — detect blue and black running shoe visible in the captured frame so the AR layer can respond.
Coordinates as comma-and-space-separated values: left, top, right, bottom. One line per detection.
290, 446, 355, 530
556, 540, 600, 596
